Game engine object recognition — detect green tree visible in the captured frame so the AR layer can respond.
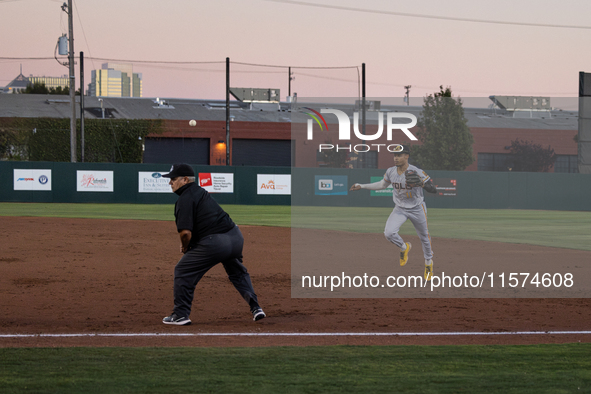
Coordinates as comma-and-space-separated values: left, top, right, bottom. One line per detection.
0, 118, 163, 163
0, 127, 27, 160
508, 139, 556, 172
48, 86, 68, 95
412, 86, 474, 170
23, 82, 50, 94
22, 82, 74, 95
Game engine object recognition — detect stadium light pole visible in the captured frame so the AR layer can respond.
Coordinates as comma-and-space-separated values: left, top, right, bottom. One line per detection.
226, 57, 230, 166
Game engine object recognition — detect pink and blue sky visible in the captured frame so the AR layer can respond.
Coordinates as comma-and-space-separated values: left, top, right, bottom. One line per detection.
1, 0, 590, 102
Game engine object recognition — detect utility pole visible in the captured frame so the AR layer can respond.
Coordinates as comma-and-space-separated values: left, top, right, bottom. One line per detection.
62, 0, 76, 162
80, 51, 85, 162
404, 85, 411, 106
225, 57, 230, 166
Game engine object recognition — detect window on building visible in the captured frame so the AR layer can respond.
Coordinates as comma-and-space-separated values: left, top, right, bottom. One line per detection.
233, 139, 292, 166
554, 155, 579, 173
350, 151, 378, 169
316, 149, 378, 168
477, 153, 514, 171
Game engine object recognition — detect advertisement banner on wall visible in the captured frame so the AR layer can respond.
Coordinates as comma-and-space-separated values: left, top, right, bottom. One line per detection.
257, 174, 291, 195
77, 171, 114, 192
432, 178, 458, 197
370, 176, 393, 196
198, 173, 234, 193
13, 169, 52, 191
314, 175, 348, 195
138, 172, 172, 193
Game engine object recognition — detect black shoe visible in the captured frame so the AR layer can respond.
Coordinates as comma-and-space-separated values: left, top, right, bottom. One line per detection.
162, 313, 191, 326
252, 307, 266, 321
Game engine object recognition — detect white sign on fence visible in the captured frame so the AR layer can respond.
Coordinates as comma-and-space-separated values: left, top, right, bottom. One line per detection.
77, 171, 114, 192
138, 172, 172, 193
198, 173, 234, 193
257, 174, 291, 195
13, 169, 52, 191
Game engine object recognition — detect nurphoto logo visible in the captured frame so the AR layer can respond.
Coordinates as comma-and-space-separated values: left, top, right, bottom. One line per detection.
303, 108, 418, 153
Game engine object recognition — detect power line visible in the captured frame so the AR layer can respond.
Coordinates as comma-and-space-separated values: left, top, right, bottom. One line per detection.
0, 57, 359, 69
0, 57, 55, 60
87, 57, 225, 65
232, 61, 358, 70
73, 0, 96, 71
265, 0, 591, 30
1, 56, 572, 96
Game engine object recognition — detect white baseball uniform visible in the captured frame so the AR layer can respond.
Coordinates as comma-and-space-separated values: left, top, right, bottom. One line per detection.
382, 165, 433, 260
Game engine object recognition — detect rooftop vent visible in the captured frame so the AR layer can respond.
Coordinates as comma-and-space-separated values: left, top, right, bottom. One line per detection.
489, 96, 550, 111
229, 88, 280, 103
153, 97, 175, 109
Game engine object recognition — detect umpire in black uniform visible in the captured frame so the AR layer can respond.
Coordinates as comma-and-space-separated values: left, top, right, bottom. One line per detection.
161, 163, 265, 325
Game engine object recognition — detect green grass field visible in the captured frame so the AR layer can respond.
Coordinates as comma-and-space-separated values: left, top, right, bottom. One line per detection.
1, 203, 590, 250
1, 202, 590, 392
1, 344, 590, 393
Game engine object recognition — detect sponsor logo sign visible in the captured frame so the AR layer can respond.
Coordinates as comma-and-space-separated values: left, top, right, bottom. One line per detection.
138, 172, 172, 193
198, 173, 234, 193
77, 171, 114, 192
315, 175, 348, 196
257, 174, 291, 195
433, 178, 458, 197
13, 169, 52, 191
370, 176, 393, 196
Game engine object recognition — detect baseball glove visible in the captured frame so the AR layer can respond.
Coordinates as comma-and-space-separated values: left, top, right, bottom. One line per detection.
405, 170, 423, 187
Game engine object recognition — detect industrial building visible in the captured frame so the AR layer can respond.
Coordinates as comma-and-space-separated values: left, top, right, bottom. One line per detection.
0, 93, 578, 172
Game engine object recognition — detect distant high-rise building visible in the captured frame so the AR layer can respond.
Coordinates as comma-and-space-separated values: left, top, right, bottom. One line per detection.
88, 63, 142, 97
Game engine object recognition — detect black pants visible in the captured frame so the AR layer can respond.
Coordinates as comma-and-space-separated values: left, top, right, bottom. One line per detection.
173, 225, 260, 318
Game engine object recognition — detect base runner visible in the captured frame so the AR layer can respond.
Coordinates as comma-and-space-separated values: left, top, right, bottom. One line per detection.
350, 145, 437, 281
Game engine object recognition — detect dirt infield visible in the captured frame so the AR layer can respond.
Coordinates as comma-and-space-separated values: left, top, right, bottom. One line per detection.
1, 216, 590, 347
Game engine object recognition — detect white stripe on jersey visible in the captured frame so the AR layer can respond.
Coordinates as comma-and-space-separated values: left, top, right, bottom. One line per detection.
383, 165, 430, 208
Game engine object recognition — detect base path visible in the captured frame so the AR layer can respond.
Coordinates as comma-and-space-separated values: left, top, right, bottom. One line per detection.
1, 217, 589, 347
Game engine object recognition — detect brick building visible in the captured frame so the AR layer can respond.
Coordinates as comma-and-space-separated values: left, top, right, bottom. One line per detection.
0, 94, 578, 172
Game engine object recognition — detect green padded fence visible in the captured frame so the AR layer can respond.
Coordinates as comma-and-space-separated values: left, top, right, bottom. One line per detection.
0, 162, 290, 206
1, 161, 589, 210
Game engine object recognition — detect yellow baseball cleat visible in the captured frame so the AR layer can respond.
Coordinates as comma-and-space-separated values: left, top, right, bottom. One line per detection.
424, 259, 433, 281
400, 242, 411, 266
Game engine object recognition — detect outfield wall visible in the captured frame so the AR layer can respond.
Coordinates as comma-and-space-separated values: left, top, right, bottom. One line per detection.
1, 162, 590, 210
0, 162, 290, 206
296, 168, 591, 211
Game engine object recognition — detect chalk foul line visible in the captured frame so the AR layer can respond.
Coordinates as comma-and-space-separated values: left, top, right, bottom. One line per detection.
1, 331, 591, 338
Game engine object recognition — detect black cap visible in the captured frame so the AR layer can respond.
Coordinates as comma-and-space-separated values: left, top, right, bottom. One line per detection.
162, 163, 195, 178
392, 144, 411, 154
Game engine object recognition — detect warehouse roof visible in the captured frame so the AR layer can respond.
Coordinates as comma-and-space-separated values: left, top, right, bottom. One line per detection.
0, 94, 578, 130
